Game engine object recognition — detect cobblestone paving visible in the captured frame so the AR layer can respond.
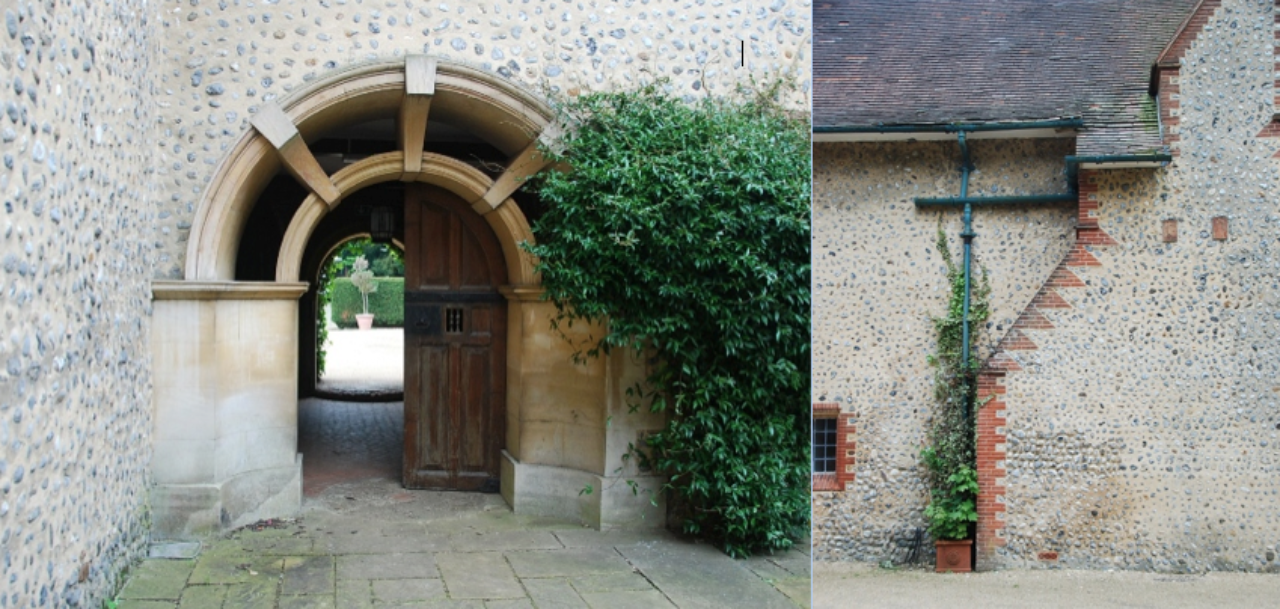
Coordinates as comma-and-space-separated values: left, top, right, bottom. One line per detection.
298, 399, 402, 496
116, 401, 811, 608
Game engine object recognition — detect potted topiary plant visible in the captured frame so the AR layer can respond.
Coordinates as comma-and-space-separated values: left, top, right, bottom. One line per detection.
350, 255, 378, 331
921, 226, 989, 573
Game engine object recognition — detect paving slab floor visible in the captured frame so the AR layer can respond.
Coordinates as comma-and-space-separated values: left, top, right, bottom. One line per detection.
117, 397, 811, 608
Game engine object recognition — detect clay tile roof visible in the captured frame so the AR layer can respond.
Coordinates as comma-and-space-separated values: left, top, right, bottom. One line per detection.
814, 0, 1200, 155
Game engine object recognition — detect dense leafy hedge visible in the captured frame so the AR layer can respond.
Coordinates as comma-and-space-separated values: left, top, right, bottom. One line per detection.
330, 277, 404, 328
526, 82, 811, 557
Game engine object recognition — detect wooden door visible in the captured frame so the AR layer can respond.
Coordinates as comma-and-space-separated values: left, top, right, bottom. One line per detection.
403, 183, 507, 491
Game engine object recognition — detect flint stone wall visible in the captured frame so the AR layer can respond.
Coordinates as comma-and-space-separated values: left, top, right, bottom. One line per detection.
997, 0, 1280, 572
0, 0, 158, 607
812, 138, 1076, 563
150, 0, 812, 279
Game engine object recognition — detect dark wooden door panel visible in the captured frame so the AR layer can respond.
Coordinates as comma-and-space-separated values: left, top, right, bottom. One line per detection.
402, 183, 507, 491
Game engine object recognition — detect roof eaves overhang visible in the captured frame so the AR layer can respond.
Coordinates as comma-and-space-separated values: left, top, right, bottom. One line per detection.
813, 119, 1083, 143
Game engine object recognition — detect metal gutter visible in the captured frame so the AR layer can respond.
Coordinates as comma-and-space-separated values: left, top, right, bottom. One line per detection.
1065, 153, 1172, 188
813, 119, 1084, 143
913, 134, 1172, 427
915, 193, 1078, 207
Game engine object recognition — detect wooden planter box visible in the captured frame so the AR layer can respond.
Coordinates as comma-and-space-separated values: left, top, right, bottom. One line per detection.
934, 539, 973, 573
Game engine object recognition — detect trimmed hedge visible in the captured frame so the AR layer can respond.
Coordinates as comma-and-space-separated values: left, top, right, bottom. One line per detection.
330, 277, 404, 328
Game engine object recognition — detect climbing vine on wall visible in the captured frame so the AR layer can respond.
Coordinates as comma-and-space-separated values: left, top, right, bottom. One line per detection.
526, 81, 811, 557
922, 226, 991, 541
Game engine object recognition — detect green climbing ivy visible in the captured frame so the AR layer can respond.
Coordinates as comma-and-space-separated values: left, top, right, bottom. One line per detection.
525, 80, 811, 557
922, 225, 990, 541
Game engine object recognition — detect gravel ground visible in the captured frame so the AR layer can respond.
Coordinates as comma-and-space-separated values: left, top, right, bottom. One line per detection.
318, 327, 403, 397
814, 561, 1280, 608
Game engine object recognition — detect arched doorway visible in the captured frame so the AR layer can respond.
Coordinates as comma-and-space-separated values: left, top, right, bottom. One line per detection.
149, 57, 667, 539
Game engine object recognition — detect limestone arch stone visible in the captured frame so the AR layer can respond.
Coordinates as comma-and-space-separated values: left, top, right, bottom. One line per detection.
185, 57, 554, 281
275, 151, 537, 287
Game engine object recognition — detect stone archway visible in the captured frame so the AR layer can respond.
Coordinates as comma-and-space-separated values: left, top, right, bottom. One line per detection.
150, 57, 666, 540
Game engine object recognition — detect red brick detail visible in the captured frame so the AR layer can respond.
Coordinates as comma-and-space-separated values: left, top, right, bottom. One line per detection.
1038, 551, 1060, 561
1063, 243, 1101, 267
1155, 0, 1224, 70
1256, 119, 1280, 139
813, 403, 856, 491
1162, 219, 1178, 243
983, 353, 1022, 373
813, 402, 839, 414
975, 371, 1008, 565
1075, 173, 1118, 248
1212, 216, 1228, 240
999, 329, 1037, 352
973, 169, 1121, 569
837, 414, 856, 489
1012, 309, 1054, 331
1156, 67, 1181, 155
1030, 287, 1071, 309
1152, 2, 1228, 155
1047, 267, 1085, 288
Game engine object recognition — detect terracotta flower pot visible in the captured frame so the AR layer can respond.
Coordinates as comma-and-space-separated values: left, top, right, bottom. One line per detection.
935, 539, 973, 573
356, 313, 375, 330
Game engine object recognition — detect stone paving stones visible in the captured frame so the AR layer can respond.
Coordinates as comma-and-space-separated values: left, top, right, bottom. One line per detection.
320, 530, 445, 554
116, 602, 178, 609
114, 512, 808, 608
370, 577, 447, 603
186, 549, 281, 586
116, 559, 194, 601
485, 598, 537, 609
279, 594, 336, 609
176, 584, 226, 609
280, 555, 335, 596
506, 547, 634, 578
112, 451, 807, 608
435, 552, 526, 599
553, 529, 666, 548
337, 552, 438, 580
578, 589, 678, 608
618, 541, 799, 609
448, 529, 564, 552
522, 578, 591, 608
335, 579, 374, 609
222, 578, 278, 609
567, 571, 658, 593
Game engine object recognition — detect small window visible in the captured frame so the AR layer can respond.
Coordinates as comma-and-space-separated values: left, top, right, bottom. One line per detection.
813, 417, 838, 474
445, 308, 464, 333
812, 402, 850, 492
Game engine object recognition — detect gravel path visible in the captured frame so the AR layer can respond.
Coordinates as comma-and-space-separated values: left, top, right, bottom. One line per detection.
318, 327, 403, 397
814, 561, 1280, 609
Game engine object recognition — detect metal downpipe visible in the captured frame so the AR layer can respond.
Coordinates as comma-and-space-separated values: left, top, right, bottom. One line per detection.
957, 132, 976, 424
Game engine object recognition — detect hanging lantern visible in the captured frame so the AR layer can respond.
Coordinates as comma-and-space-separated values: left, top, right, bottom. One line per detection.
370, 206, 394, 243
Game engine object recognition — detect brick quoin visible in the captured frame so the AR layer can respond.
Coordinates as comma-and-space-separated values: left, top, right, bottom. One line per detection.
1153, 0, 1226, 157
1260, 0, 1280, 151
974, 170, 1116, 569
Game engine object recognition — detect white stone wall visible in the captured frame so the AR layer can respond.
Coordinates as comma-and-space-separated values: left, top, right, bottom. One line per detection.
812, 138, 1076, 562
0, 1, 158, 606
150, 0, 812, 279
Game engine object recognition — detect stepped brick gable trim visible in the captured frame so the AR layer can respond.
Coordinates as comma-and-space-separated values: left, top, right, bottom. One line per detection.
1260, 1, 1280, 148
975, 170, 1115, 569
1154, 1, 1225, 155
